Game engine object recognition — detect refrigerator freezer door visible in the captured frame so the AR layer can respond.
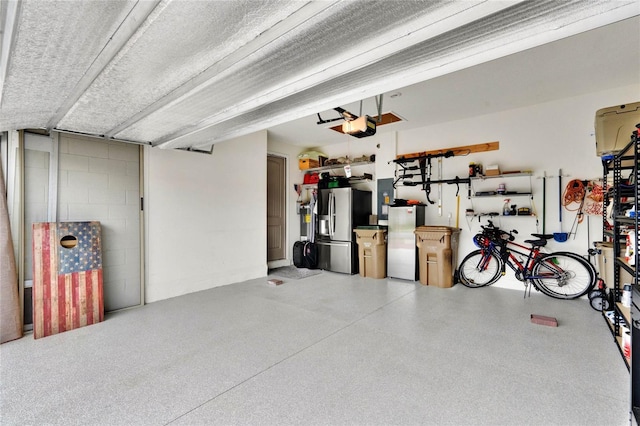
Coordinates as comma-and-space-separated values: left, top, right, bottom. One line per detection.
316, 240, 354, 274
330, 188, 353, 242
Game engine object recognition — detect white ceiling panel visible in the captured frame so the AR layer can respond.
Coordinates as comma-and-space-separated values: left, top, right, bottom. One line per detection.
56, 0, 309, 136
0, 0, 638, 150
269, 15, 640, 147
0, 0, 136, 130
115, 0, 491, 144
158, 1, 640, 149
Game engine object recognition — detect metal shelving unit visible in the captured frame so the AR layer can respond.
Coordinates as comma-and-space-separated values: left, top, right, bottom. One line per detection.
601, 130, 639, 424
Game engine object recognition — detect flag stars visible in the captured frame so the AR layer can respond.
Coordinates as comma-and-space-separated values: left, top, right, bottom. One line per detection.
57, 223, 102, 274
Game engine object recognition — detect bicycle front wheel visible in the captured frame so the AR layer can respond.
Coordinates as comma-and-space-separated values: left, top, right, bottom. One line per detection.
458, 249, 503, 288
531, 252, 596, 299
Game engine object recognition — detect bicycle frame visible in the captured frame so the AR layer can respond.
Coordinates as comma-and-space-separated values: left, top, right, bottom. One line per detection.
480, 235, 567, 285
463, 221, 596, 298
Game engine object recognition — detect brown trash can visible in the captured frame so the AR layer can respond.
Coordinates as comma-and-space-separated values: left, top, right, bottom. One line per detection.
414, 226, 460, 287
355, 228, 387, 278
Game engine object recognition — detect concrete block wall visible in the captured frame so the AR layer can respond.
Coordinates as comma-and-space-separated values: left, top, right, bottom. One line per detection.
58, 134, 141, 311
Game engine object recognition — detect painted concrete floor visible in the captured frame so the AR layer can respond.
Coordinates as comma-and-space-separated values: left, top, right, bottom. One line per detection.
0, 271, 631, 425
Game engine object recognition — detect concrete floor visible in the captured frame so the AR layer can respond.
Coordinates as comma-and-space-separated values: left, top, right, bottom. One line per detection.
0, 271, 631, 425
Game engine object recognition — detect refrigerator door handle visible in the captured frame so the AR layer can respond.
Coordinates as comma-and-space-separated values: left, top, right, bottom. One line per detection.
329, 192, 335, 239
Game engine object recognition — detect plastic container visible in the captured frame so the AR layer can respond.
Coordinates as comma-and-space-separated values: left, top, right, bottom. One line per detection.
354, 227, 387, 279
594, 241, 635, 289
414, 226, 460, 287
625, 230, 636, 266
594, 102, 640, 156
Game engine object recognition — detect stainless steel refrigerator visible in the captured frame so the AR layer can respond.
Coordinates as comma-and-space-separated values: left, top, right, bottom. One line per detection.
387, 205, 426, 280
316, 187, 371, 274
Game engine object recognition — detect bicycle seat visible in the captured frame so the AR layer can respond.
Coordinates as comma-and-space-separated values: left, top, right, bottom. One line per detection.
530, 233, 554, 240
524, 239, 547, 247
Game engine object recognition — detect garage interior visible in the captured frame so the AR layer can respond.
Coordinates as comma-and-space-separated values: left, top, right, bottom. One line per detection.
0, 1, 639, 424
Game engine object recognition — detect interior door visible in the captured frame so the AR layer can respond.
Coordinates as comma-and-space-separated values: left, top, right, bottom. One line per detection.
267, 155, 286, 262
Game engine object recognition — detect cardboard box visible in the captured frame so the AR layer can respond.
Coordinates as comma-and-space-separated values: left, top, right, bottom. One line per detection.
299, 158, 319, 170
484, 165, 500, 176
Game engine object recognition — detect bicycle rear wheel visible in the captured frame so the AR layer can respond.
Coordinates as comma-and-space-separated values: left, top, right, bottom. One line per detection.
458, 249, 502, 288
531, 252, 596, 299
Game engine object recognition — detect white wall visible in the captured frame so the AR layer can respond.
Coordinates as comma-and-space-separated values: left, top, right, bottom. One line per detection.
145, 131, 267, 303
312, 134, 394, 214
312, 85, 639, 289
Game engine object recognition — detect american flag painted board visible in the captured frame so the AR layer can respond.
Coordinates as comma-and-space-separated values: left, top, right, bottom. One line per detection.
32, 222, 104, 339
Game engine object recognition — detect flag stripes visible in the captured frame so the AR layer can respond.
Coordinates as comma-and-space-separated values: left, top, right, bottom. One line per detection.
33, 222, 103, 339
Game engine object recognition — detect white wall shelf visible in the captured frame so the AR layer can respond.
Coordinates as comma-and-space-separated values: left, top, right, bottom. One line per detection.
468, 171, 534, 217
303, 160, 373, 173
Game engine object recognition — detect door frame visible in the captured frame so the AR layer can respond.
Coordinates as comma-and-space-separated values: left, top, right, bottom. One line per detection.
267, 152, 290, 269
7, 131, 146, 330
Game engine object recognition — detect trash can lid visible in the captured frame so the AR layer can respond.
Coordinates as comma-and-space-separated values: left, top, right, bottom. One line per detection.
414, 226, 460, 233
356, 225, 388, 230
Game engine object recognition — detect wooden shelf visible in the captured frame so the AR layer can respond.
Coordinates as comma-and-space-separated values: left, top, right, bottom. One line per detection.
616, 257, 637, 276
615, 216, 638, 225
616, 302, 631, 325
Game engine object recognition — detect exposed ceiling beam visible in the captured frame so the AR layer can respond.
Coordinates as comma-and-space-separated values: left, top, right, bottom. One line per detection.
1, 0, 638, 150
167, 2, 640, 149
0, 0, 21, 106
46, 0, 163, 130
153, 0, 526, 148
106, 0, 341, 141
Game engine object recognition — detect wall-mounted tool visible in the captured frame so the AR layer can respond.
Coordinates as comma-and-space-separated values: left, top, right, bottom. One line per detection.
553, 169, 569, 242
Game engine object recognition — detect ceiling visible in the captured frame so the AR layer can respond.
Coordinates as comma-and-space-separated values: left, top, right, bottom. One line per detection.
273, 13, 640, 147
1, 1, 638, 151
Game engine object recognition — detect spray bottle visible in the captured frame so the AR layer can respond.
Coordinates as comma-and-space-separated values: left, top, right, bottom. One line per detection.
503, 198, 510, 216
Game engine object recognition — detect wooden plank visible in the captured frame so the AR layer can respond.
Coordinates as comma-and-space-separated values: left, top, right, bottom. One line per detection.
396, 141, 499, 161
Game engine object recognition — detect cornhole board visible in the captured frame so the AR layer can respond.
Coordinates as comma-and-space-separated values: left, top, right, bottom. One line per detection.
32, 222, 103, 339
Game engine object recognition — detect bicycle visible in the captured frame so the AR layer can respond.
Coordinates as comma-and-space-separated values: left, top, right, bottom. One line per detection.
458, 221, 597, 299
